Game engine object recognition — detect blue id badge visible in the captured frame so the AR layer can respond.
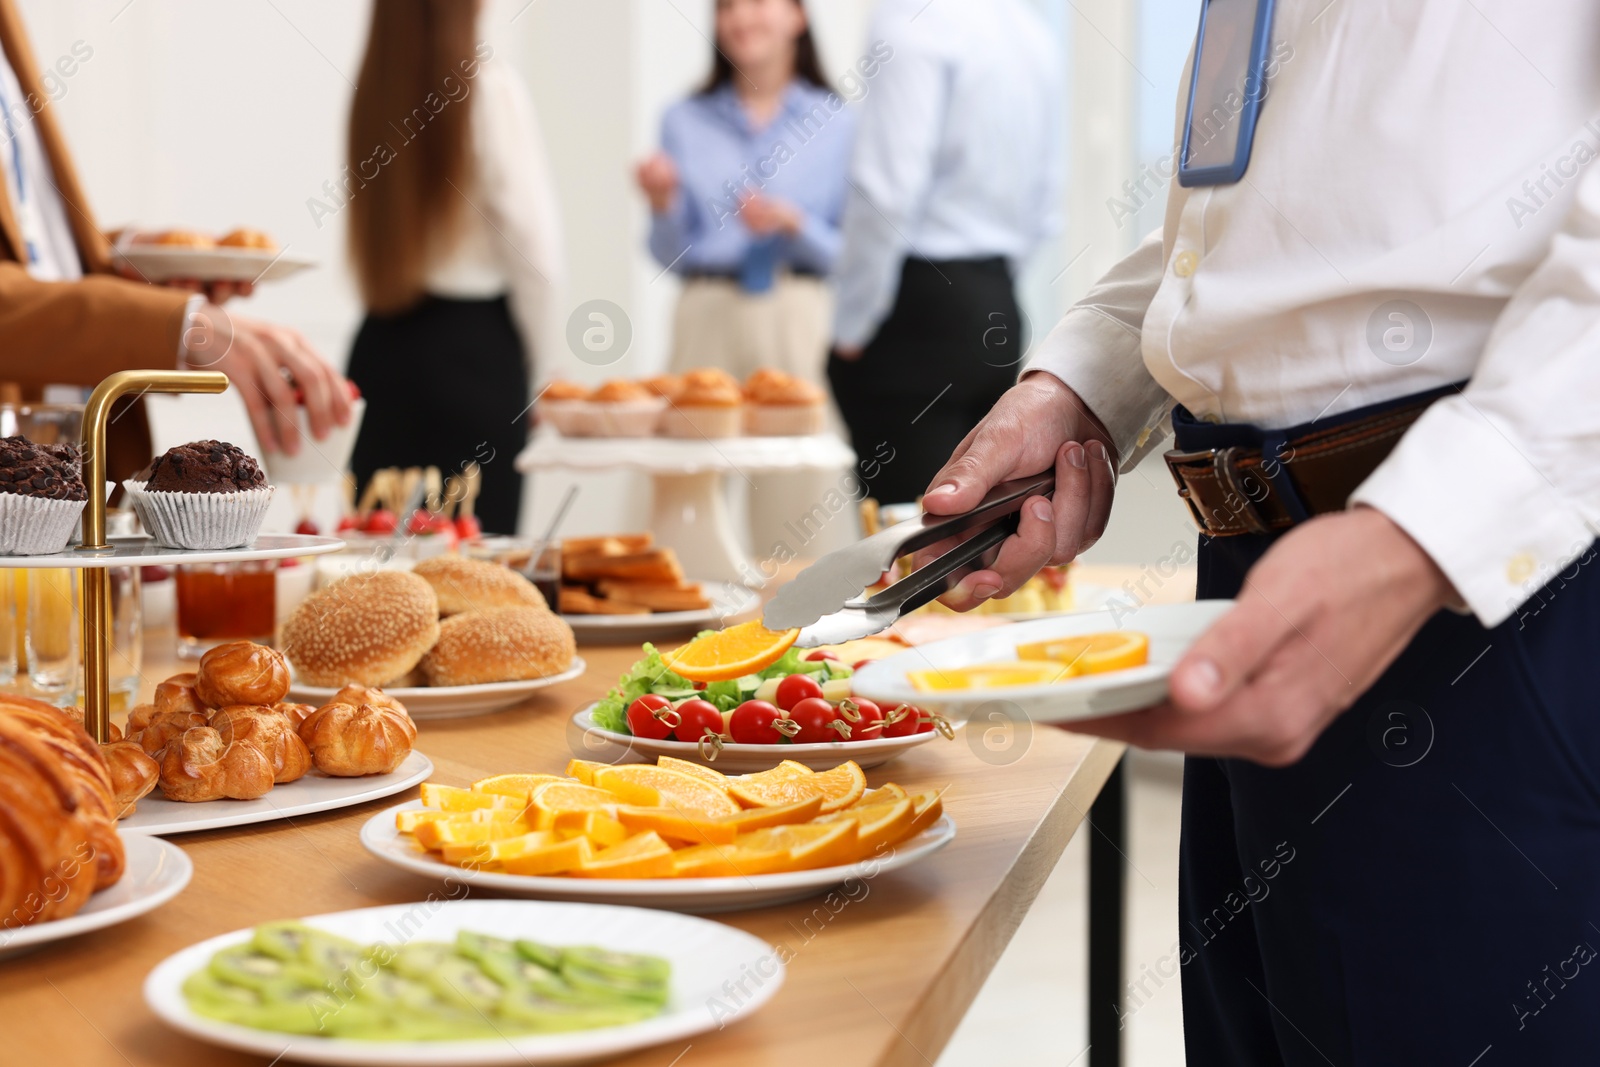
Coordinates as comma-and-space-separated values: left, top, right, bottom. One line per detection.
1178, 0, 1277, 187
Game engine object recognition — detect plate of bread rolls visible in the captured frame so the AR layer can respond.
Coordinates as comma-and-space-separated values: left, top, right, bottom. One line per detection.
111, 227, 316, 283
282, 560, 586, 719
0, 695, 192, 958
114, 641, 433, 837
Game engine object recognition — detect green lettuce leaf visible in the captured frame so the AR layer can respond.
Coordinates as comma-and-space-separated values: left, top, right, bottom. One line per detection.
592, 643, 695, 734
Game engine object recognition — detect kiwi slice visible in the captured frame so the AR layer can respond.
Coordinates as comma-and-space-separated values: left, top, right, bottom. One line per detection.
514, 939, 563, 971
498, 989, 657, 1032
208, 946, 323, 996
560, 946, 671, 984
561, 963, 669, 1006
427, 956, 504, 1012
388, 941, 457, 982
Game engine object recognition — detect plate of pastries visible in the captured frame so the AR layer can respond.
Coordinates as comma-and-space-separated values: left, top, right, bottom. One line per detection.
110, 227, 317, 283
538, 367, 828, 439
112, 640, 432, 836
554, 533, 757, 643
283, 557, 586, 719
0, 694, 192, 958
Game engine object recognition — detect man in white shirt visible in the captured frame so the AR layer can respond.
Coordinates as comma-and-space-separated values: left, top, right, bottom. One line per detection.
827, 0, 1062, 505
922, 3, 1600, 1062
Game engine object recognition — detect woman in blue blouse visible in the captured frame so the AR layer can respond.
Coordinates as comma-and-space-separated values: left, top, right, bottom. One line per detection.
636, 0, 856, 386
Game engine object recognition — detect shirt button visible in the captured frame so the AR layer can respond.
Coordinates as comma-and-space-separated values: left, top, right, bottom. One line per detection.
1173, 251, 1198, 277
1507, 553, 1536, 584
1200, 412, 1223, 425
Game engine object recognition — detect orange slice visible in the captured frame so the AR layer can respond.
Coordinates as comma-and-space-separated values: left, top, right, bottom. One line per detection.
728, 760, 865, 813
821, 797, 915, 860
907, 660, 1073, 692
659, 620, 800, 682
616, 806, 739, 845
396, 809, 454, 833
471, 773, 568, 802
547, 810, 629, 847
721, 795, 825, 831
904, 790, 945, 839
1015, 630, 1149, 675
592, 765, 740, 818
736, 820, 859, 872
528, 782, 621, 829
858, 783, 908, 806
440, 829, 561, 867
564, 759, 610, 785
501, 836, 595, 876
570, 831, 675, 879
420, 783, 524, 812
413, 817, 534, 851
655, 756, 730, 788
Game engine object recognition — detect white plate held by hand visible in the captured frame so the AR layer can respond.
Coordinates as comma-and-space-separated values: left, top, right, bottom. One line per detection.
851, 601, 1233, 725
144, 899, 782, 1066
0, 835, 192, 959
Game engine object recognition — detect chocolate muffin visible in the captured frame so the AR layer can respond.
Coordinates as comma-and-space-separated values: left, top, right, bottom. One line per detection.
144, 441, 266, 494
0, 436, 88, 501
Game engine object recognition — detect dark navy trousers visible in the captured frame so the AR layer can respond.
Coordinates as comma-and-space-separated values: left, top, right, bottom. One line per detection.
1173, 404, 1600, 1066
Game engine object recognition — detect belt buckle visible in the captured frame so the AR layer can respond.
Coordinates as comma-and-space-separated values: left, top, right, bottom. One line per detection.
1164, 445, 1272, 535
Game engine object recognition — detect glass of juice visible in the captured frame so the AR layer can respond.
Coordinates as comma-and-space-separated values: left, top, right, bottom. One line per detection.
175, 560, 277, 659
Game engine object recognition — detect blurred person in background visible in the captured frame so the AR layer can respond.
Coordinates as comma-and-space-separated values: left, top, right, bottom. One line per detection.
346, 0, 564, 536
0, 0, 352, 481
636, 0, 855, 384
828, 0, 1062, 506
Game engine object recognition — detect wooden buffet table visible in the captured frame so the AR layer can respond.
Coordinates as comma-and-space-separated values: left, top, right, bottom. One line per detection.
3, 633, 1124, 1067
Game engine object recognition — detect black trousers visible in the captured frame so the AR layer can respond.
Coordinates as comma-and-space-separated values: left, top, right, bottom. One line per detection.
1176, 394, 1600, 1065
347, 294, 529, 535
827, 256, 1022, 506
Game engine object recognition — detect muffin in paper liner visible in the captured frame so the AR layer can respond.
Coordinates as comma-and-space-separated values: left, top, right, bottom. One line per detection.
0, 493, 86, 555
125, 483, 274, 550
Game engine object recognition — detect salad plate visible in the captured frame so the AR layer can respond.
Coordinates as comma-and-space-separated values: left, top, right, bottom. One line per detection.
145, 899, 781, 1065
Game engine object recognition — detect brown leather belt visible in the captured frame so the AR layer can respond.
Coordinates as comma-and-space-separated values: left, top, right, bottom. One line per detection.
1163, 393, 1445, 537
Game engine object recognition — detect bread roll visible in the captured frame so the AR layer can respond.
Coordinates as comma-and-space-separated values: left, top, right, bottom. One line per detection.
209, 706, 311, 784
281, 571, 440, 687
153, 672, 206, 717
100, 741, 159, 818
194, 642, 290, 708
157, 727, 275, 802
297, 703, 415, 776
412, 556, 547, 616
420, 606, 576, 687
217, 227, 276, 250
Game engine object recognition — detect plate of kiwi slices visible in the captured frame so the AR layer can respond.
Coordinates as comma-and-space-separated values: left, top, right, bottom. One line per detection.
143, 899, 781, 1065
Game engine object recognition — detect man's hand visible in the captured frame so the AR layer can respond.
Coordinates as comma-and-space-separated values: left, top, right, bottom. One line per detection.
1072, 507, 1458, 766
181, 303, 352, 456
917, 373, 1118, 608
738, 192, 802, 237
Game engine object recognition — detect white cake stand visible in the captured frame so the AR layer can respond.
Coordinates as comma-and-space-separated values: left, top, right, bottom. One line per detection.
516, 432, 857, 583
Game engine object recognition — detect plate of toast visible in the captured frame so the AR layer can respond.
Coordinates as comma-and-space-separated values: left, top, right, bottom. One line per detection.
556, 534, 757, 643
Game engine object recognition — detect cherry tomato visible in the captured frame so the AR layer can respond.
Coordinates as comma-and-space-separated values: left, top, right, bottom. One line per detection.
626, 694, 676, 740
294, 518, 320, 536
363, 508, 397, 534
915, 708, 937, 734
804, 650, 839, 662
882, 703, 922, 738
775, 673, 824, 711
789, 697, 847, 744
853, 659, 874, 671
671, 698, 723, 743
729, 700, 788, 744
455, 514, 482, 540
839, 698, 884, 741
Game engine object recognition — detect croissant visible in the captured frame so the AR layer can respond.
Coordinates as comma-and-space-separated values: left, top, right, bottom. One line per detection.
329, 684, 411, 720
136, 711, 209, 757
154, 672, 208, 717
0, 697, 126, 929
194, 641, 290, 709
209, 706, 311, 784
157, 727, 275, 802
60, 705, 123, 742
298, 702, 415, 776
100, 741, 160, 818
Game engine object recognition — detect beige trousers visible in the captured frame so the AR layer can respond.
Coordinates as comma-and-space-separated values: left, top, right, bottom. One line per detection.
668, 274, 858, 563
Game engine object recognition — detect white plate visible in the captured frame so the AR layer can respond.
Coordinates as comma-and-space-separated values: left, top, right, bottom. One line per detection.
561, 582, 757, 645
144, 899, 781, 1066
567, 703, 953, 773
362, 801, 957, 913
0, 835, 192, 959
851, 601, 1233, 725
120, 751, 433, 836
113, 245, 317, 284
288, 660, 586, 721
0, 532, 344, 568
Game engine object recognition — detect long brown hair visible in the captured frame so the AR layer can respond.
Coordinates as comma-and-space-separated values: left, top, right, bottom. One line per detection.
347, 0, 477, 314
701, 0, 832, 95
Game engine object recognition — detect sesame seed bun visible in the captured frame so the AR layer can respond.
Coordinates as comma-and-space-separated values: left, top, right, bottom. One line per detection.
420, 606, 576, 687
411, 556, 547, 617
281, 571, 440, 687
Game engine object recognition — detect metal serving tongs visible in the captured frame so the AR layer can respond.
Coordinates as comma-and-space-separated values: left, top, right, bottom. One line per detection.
763, 472, 1054, 647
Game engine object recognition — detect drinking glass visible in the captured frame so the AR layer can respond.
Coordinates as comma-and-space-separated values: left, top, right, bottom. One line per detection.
175, 560, 277, 659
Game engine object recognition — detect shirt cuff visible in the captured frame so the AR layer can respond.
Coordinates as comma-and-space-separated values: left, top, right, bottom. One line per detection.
174, 293, 206, 364
1023, 307, 1172, 470
1349, 397, 1597, 629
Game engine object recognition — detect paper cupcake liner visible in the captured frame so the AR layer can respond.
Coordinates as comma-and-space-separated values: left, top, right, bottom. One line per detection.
126, 484, 274, 550
0, 492, 87, 555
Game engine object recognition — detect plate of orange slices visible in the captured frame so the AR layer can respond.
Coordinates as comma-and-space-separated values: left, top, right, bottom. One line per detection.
851, 601, 1234, 724
359, 757, 954, 912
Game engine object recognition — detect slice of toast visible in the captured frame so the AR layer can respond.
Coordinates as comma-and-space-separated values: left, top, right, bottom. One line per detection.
562, 532, 654, 557
564, 548, 684, 584
604, 585, 711, 613
559, 586, 650, 615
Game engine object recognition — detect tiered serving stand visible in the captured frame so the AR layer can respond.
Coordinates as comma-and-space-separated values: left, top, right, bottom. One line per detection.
7, 370, 343, 743
516, 431, 856, 584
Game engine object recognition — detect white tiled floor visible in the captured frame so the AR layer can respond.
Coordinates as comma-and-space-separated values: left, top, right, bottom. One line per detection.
937, 750, 1187, 1067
